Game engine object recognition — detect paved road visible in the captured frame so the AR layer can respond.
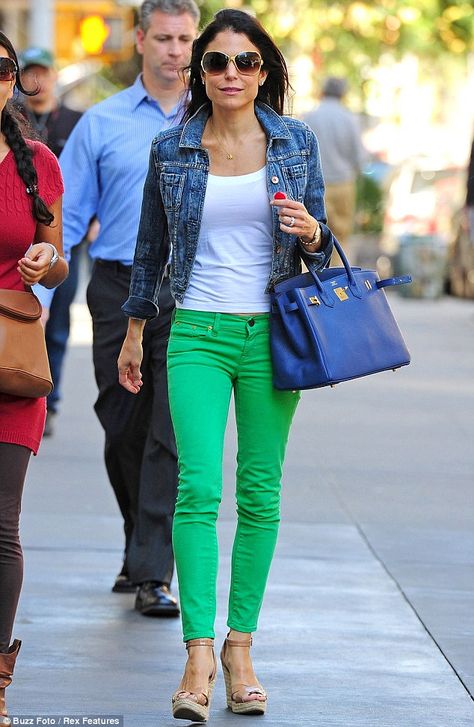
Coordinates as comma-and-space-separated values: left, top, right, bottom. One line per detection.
10, 294, 474, 726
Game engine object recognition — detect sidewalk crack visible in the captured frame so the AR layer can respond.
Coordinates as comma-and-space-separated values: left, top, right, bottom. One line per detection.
330, 480, 474, 703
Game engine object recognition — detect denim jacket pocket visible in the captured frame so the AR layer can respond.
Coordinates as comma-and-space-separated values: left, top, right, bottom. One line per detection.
281, 163, 307, 202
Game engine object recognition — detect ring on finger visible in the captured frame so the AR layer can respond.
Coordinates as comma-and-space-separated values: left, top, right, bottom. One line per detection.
288, 216, 296, 228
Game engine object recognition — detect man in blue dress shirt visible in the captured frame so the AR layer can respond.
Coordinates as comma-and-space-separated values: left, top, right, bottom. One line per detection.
59, 0, 200, 616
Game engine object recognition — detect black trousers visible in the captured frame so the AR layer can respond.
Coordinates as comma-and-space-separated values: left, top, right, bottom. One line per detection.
86, 261, 178, 585
0, 443, 31, 652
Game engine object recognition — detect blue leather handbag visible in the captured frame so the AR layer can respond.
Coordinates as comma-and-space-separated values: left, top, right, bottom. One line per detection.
270, 239, 412, 390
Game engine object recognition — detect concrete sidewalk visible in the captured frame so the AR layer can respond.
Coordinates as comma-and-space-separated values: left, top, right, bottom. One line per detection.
11, 295, 474, 726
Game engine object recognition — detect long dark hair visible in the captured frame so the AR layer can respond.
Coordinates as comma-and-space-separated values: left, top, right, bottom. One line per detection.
183, 9, 291, 121
0, 31, 54, 225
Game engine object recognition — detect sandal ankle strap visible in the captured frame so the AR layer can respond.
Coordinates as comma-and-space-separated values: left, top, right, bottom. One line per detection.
186, 638, 214, 650
225, 636, 253, 648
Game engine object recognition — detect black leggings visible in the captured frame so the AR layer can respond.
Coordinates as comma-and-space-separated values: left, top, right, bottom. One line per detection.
0, 442, 31, 652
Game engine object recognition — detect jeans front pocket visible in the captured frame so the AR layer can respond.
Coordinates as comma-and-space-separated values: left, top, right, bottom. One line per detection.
171, 319, 213, 338
168, 319, 215, 358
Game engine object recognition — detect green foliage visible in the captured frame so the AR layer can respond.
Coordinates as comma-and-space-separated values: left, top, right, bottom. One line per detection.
199, 0, 224, 26
355, 172, 385, 233
196, 0, 473, 81
102, 1, 471, 109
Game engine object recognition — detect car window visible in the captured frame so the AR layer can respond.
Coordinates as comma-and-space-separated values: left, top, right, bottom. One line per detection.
411, 169, 461, 193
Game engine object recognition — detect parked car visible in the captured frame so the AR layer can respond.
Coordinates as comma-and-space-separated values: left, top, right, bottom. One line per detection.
377, 158, 466, 297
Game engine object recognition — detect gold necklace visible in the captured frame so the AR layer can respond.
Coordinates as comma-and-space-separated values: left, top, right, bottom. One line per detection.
209, 118, 257, 161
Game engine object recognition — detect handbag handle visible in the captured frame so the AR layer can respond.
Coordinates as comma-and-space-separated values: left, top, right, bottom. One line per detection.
307, 237, 361, 302
304, 239, 412, 306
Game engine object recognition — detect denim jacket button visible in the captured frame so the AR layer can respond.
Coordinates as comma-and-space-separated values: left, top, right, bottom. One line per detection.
271, 175, 279, 184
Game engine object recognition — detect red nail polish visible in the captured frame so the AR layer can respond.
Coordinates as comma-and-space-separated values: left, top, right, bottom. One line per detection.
274, 192, 286, 200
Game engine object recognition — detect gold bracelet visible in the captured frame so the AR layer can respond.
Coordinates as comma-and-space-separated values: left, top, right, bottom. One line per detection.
299, 223, 321, 248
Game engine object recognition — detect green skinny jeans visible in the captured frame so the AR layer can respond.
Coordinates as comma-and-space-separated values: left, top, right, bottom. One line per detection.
167, 309, 300, 641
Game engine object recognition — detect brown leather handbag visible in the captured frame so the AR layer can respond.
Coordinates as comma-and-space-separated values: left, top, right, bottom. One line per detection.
0, 289, 53, 397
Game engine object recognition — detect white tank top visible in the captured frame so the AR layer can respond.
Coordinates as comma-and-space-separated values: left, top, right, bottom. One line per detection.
178, 167, 273, 313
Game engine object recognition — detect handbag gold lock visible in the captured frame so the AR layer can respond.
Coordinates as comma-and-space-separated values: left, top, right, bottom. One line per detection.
334, 287, 349, 301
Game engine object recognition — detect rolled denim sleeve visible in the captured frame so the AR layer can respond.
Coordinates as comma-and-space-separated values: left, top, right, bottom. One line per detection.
299, 126, 335, 270
121, 143, 170, 319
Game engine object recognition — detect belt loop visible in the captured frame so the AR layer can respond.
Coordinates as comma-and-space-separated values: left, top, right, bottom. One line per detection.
213, 313, 221, 334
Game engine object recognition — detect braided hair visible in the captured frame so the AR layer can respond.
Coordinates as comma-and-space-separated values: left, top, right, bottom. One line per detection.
0, 31, 54, 225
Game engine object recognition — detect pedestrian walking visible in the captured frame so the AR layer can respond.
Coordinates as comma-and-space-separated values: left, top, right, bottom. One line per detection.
18, 47, 81, 159
59, 0, 200, 615
17, 46, 82, 437
118, 9, 334, 721
466, 136, 474, 242
303, 76, 365, 254
0, 31, 68, 727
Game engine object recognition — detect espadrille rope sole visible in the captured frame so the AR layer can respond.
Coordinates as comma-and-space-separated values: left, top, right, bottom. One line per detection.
221, 661, 266, 715
172, 677, 216, 722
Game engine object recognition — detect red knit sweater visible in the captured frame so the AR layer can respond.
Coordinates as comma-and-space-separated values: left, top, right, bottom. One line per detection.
0, 140, 63, 453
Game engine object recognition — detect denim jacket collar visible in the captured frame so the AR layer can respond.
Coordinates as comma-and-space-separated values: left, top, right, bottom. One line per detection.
178, 101, 292, 151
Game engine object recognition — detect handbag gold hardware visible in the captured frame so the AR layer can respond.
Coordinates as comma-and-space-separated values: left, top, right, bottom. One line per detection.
334, 287, 349, 301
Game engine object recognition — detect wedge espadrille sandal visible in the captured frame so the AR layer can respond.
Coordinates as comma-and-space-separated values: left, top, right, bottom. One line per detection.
220, 634, 267, 715
172, 638, 216, 723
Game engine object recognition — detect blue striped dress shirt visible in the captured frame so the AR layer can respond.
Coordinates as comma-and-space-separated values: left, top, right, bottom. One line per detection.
59, 74, 187, 265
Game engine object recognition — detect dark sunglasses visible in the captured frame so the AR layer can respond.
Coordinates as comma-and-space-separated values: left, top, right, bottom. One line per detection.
201, 51, 263, 77
0, 57, 17, 82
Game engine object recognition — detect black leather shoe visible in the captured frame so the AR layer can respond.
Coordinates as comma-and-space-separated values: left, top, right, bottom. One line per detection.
135, 581, 180, 617
112, 567, 136, 594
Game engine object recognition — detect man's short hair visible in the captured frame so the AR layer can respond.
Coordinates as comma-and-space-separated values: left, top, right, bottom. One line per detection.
322, 77, 348, 99
139, 0, 200, 32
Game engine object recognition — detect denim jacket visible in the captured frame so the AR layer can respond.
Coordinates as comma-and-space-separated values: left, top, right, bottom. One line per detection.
123, 101, 334, 319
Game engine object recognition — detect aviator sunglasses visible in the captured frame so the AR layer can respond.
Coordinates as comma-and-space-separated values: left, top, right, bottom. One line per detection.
201, 51, 263, 76
0, 57, 17, 82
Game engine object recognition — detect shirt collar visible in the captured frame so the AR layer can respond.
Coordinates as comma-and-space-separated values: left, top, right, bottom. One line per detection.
129, 74, 187, 119
129, 75, 149, 111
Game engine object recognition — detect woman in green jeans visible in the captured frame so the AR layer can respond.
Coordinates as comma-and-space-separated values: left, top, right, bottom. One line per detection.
118, 8, 334, 722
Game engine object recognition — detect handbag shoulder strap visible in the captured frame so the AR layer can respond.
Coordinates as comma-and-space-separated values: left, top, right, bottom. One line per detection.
376, 275, 412, 289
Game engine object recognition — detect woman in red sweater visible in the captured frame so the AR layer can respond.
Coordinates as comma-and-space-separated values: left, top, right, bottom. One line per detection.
0, 31, 68, 725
